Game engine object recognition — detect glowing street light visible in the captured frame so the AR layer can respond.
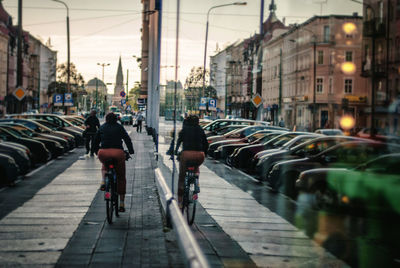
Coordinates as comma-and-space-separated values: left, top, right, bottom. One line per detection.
342, 22, 357, 35
340, 115, 355, 130
341, 62, 356, 75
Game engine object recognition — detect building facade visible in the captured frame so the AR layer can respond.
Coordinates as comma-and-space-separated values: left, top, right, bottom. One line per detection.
262, 15, 367, 130
361, 0, 400, 134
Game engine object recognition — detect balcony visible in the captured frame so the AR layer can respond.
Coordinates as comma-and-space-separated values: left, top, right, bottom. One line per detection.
363, 19, 385, 37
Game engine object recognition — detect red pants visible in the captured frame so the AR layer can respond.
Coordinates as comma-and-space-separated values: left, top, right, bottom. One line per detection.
178, 151, 205, 198
98, 148, 126, 195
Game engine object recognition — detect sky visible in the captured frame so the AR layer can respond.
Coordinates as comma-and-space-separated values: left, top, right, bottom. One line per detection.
3, 0, 362, 93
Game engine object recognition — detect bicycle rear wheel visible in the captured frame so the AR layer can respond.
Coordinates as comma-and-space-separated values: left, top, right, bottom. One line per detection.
183, 188, 196, 225
106, 198, 113, 224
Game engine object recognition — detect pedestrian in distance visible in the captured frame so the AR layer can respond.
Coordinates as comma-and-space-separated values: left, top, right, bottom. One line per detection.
278, 117, 285, 128
136, 112, 144, 133
84, 110, 100, 156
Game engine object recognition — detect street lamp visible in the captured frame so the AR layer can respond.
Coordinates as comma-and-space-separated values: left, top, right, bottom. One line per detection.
52, 0, 70, 94
202, 2, 247, 113
97, 63, 110, 83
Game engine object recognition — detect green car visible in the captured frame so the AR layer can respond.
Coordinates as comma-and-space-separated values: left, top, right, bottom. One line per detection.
120, 114, 133, 125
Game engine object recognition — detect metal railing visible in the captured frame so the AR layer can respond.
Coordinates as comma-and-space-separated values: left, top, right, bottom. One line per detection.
155, 168, 209, 268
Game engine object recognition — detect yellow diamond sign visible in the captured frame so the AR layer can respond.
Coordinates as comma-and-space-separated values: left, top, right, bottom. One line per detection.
251, 94, 263, 108
13, 87, 26, 101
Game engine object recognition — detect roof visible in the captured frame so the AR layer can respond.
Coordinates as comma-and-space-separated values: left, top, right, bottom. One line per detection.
86, 78, 106, 87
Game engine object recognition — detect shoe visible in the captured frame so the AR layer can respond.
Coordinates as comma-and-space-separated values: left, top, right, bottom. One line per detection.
100, 183, 106, 191
118, 206, 125, 212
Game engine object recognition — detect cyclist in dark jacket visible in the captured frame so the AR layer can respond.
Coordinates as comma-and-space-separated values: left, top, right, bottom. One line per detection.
93, 112, 134, 212
175, 115, 208, 206
84, 110, 100, 156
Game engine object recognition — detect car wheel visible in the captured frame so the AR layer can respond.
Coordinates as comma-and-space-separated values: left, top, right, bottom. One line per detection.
278, 171, 298, 198
311, 183, 337, 210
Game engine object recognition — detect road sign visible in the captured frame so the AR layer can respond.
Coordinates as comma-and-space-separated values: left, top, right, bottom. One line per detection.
120, 91, 126, 98
64, 93, 74, 107
13, 87, 26, 101
53, 94, 63, 106
199, 97, 207, 110
121, 99, 126, 105
251, 94, 263, 108
208, 98, 217, 111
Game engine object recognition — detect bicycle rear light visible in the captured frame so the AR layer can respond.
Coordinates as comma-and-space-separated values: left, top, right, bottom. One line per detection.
109, 164, 114, 169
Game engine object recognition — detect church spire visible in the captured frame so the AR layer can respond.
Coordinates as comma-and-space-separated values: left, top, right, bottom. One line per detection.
269, 0, 276, 13
114, 56, 124, 96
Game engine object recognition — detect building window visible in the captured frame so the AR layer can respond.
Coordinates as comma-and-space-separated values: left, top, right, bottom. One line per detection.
379, 1, 384, 24
345, 51, 353, 61
318, 51, 324, 64
329, 77, 333, 94
323, 25, 330, 42
316, 78, 324, 93
344, 79, 353, 94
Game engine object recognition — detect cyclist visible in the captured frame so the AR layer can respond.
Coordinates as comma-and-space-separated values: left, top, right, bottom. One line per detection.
84, 110, 100, 156
175, 115, 208, 206
93, 112, 134, 212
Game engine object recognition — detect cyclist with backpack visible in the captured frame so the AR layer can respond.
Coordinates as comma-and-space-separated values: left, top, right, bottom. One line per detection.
175, 115, 208, 207
93, 112, 134, 212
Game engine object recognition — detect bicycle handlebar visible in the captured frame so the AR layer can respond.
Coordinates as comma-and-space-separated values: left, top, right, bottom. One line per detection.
124, 150, 131, 161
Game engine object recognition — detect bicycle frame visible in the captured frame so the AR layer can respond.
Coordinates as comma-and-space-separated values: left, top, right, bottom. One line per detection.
182, 166, 199, 225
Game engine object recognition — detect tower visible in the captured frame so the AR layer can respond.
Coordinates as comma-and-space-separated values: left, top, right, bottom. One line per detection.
113, 56, 124, 106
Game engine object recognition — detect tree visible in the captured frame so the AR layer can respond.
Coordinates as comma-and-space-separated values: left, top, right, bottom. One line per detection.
184, 66, 217, 112
56, 62, 85, 91
128, 81, 141, 111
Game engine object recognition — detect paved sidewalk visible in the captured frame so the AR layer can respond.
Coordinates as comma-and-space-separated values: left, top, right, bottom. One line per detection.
57, 131, 183, 267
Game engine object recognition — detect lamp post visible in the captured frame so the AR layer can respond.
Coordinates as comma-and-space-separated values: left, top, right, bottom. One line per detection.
97, 63, 110, 113
52, 0, 70, 113
202, 2, 247, 114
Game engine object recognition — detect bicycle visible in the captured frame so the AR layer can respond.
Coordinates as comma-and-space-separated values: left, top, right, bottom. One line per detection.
104, 150, 131, 224
181, 163, 200, 225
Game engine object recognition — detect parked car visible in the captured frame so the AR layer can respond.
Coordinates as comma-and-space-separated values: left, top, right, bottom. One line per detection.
250, 134, 321, 174
296, 153, 400, 214
0, 140, 31, 174
1, 123, 65, 157
220, 131, 286, 162
206, 124, 246, 137
203, 119, 273, 136
9, 114, 84, 146
230, 132, 310, 170
356, 128, 400, 144
0, 118, 75, 150
0, 126, 50, 164
120, 114, 133, 125
207, 126, 276, 157
0, 153, 19, 186
315, 129, 344, 136
268, 141, 400, 198
255, 136, 366, 182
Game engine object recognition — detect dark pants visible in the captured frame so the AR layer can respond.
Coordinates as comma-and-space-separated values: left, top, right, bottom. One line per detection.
178, 151, 205, 200
136, 120, 142, 133
85, 133, 95, 154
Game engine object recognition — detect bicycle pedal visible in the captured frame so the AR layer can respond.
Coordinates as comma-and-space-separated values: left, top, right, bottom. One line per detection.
105, 192, 111, 200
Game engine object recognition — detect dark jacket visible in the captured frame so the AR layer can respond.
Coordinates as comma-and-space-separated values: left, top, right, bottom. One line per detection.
176, 125, 208, 154
93, 122, 134, 154
84, 115, 100, 134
